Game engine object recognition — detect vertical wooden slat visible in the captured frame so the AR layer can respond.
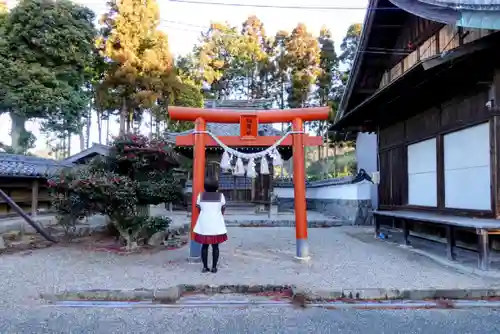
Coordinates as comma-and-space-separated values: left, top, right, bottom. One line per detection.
492, 69, 500, 218
31, 179, 39, 218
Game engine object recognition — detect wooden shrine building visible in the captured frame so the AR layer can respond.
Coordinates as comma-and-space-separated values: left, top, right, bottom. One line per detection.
331, 0, 500, 270
0, 153, 72, 218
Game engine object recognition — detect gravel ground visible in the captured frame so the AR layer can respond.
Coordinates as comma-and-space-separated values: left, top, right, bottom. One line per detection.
0, 227, 498, 306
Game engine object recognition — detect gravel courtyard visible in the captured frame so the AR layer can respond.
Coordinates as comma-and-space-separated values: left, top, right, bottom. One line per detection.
1, 227, 498, 306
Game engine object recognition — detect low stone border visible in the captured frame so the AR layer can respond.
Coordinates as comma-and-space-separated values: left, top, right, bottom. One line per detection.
40, 285, 293, 304
225, 220, 344, 228
40, 285, 500, 305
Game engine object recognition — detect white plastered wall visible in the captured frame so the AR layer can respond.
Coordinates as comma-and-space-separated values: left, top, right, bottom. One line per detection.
407, 138, 437, 206
444, 122, 491, 211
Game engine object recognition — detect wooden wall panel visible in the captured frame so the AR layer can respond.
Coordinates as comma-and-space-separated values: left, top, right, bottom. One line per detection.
378, 147, 407, 207
405, 108, 439, 142
440, 89, 490, 131
378, 86, 493, 215
379, 150, 392, 206
379, 123, 405, 150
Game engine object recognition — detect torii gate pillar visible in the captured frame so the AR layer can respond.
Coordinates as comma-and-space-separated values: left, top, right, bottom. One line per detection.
292, 117, 308, 260
189, 117, 206, 261
169, 106, 330, 262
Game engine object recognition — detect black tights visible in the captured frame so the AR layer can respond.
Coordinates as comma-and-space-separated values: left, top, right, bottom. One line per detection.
201, 244, 219, 269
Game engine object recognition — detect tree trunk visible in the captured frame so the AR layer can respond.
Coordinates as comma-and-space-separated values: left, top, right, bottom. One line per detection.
97, 111, 102, 144
85, 101, 92, 149
119, 99, 127, 134
9, 112, 28, 153
333, 144, 337, 178
106, 117, 110, 144
155, 117, 160, 136
149, 111, 154, 139
136, 204, 150, 217
66, 132, 71, 157
79, 129, 85, 152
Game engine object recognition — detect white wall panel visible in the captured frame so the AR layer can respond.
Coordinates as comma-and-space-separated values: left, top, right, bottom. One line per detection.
444, 123, 491, 210
407, 138, 437, 206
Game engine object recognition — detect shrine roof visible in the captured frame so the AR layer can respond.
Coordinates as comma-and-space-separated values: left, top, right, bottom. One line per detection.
0, 153, 72, 178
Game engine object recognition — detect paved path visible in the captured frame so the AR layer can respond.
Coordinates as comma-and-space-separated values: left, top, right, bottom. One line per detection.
1, 227, 498, 308
1, 306, 499, 334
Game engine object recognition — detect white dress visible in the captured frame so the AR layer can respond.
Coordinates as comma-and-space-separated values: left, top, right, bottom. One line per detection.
193, 192, 227, 236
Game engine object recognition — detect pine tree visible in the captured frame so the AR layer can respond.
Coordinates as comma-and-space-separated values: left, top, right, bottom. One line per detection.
96, 0, 179, 134
339, 23, 362, 85
284, 23, 321, 109
240, 15, 269, 99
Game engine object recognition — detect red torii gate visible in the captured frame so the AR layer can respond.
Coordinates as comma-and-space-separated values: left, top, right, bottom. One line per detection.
169, 106, 330, 261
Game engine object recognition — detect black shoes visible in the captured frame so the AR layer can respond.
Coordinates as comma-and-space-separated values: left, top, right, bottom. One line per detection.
211, 268, 218, 273
202, 267, 218, 273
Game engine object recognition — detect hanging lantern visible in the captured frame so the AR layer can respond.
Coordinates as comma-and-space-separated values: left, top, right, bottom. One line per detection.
260, 155, 270, 175
246, 158, 257, 178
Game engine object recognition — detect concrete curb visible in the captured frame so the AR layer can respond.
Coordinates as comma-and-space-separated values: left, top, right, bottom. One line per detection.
40, 285, 500, 305
225, 220, 344, 228
40, 285, 293, 303
291, 287, 500, 303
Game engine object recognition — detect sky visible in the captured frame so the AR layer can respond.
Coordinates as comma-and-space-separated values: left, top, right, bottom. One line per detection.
0, 0, 368, 156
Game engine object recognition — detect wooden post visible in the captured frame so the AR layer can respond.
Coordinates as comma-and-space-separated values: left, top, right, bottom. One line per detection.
292, 118, 309, 261
188, 117, 206, 262
31, 179, 39, 218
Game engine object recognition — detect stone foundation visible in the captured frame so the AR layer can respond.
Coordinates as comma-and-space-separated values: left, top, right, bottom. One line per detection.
277, 198, 372, 226
274, 177, 374, 226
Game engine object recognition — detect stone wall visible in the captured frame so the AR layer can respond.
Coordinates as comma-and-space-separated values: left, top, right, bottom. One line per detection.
274, 177, 374, 226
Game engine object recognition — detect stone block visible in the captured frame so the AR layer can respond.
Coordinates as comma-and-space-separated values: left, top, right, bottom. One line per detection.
153, 286, 182, 304
2, 230, 21, 241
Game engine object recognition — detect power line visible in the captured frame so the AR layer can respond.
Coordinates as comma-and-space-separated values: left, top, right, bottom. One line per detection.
163, 19, 208, 29
167, 0, 396, 11
162, 22, 427, 56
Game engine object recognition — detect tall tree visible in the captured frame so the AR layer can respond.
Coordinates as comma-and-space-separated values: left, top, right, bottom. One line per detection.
96, 0, 179, 134
239, 15, 270, 99
316, 28, 338, 108
195, 21, 246, 99
284, 23, 321, 109
311, 27, 339, 176
0, 0, 97, 153
0, 0, 7, 21
339, 23, 362, 85
268, 30, 290, 109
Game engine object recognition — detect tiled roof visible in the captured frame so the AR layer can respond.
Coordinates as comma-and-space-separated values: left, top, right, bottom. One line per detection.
0, 153, 72, 178
203, 99, 274, 110
62, 143, 110, 164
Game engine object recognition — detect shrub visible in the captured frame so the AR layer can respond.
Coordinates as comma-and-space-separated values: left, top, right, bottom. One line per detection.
48, 133, 183, 249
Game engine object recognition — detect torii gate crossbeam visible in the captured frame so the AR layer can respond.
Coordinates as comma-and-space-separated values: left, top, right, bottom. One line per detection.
169, 106, 330, 262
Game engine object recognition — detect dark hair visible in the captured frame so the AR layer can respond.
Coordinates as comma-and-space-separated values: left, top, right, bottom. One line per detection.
204, 178, 219, 192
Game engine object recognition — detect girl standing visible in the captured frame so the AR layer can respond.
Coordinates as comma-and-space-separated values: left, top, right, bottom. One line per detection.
193, 179, 228, 273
